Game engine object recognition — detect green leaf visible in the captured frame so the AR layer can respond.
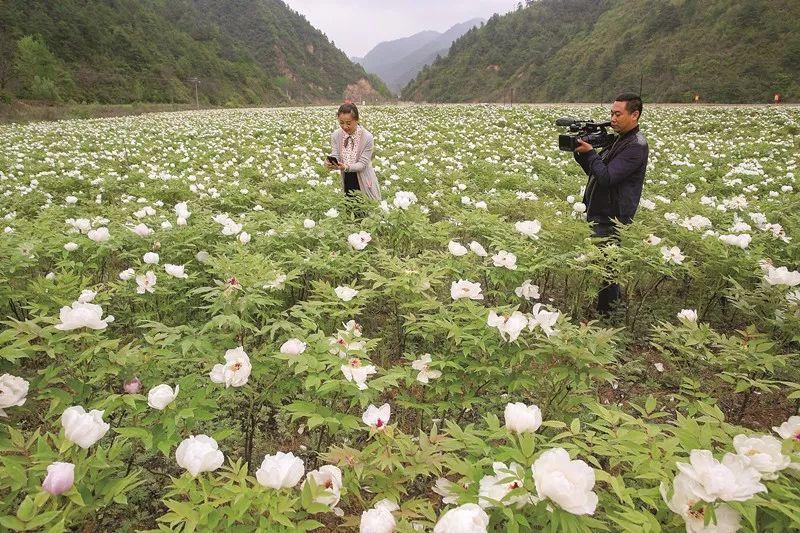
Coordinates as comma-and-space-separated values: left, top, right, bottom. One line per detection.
0, 515, 27, 531
15, 495, 36, 522
114, 427, 153, 449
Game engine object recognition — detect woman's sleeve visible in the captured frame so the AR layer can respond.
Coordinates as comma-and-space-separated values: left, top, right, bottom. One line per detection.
347, 134, 373, 173
330, 132, 340, 158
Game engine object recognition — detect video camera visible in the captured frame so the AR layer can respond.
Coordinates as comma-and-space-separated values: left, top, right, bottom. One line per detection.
556, 117, 616, 152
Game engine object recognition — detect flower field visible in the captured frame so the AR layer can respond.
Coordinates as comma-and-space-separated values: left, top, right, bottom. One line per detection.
1, 104, 800, 532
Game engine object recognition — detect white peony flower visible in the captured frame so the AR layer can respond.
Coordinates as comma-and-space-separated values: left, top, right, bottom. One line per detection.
174, 202, 191, 220
341, 357, 377, 390
334, 286, 359, 301
131, 223, 153, 237
256, 451, 305, 489
661, 245, 685, 265
196, 250, 210, 263
42, 461, 75, 496
504, 402, 542, 433
362, 403, 391, 430
77, 289, 97, 303
644, 234, 662, 246
360, 506, 396, 533
143, 252, 159, 265
135, 271, 157, 294
515, 280, 540, 300
147, 383, 179, 410
393, 191, 417, 210
718, 234, 751, 249
164, 264, 188, 279
61, 406, 110, 448
411, 353, 442, 384
531, 448, 598, 515
280, 338, 307, 356
0, 374, 29, 417
487, 311, 528, 342
264, 273, 287, 290
528, 303, 559, 337
209, 346, 252, 388
572, 202, 587, 214
773, 415, 800, 441
87, 227, 110, 243
492, 250, 517, 270
325, 208, 339, 218
764, 265, 800, 287
65, 195, 78, 204
55, 301, 109, 330
468, 240, 487, 257
447, 240, 468, 257
678, 309, 698, 322
733, 434, 791, 480
478, 462, 532, 509
238, 231, 251, 244
450, 279, 483, 300
175, 435, 225, 477
119, 268, 135, 281
661, 475, 741, 533
433, 503, 489, 533
515, 220, 541, 238
675, 449, 767, 503
303, 465, 343, 508
432, 478, 461, 505
348, 231, 372, 251
64, 242, 79, 251
303, 218, 316, 229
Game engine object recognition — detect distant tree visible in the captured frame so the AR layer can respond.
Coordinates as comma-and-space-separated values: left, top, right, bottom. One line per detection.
14, 35, 61, 100
0, 33, 15, 90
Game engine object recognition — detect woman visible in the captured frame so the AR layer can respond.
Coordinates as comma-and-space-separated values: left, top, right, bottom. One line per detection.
324, 103, 381, 200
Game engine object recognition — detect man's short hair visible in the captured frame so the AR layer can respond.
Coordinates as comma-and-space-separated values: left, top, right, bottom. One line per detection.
614, 93, 643, 118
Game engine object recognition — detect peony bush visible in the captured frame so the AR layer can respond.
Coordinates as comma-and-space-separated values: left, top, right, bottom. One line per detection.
0, 104, 799, 531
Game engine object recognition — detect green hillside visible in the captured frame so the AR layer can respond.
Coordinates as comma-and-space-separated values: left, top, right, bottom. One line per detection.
0, 0, 392, 106
403, 0, 800, 103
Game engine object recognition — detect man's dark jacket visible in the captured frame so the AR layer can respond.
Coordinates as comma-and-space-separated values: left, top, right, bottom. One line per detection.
574, 125, 648, 225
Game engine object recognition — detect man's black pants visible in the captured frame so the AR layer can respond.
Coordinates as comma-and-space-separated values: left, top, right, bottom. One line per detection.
592, 222, 621, 315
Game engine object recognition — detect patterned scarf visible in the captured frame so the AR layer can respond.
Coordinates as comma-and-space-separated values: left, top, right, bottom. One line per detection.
341, 126, 361, 167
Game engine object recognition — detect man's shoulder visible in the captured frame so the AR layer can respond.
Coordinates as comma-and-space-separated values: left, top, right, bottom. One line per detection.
631, 129, 648, 149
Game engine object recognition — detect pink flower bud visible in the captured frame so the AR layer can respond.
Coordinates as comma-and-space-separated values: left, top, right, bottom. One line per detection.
123, 377, 142, 394
42, 462, 75, 495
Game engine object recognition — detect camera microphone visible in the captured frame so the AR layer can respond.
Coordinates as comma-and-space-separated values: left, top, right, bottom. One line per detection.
555, 117, 578, 127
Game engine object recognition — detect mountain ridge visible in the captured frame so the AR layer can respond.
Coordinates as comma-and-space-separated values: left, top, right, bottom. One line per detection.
403, 0, 800, 103
0, 0, 392, 105
355, 18, 485, 94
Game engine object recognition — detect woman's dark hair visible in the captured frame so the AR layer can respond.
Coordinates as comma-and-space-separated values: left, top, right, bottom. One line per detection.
337, 103, 359, 120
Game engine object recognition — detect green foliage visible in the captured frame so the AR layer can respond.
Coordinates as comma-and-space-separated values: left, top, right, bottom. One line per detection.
404, 0, 800, 103
0, 0, 391, 105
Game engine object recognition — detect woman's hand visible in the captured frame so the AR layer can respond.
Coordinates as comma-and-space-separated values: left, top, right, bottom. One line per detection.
337, 163, 347, 171
324, 160, 336, 170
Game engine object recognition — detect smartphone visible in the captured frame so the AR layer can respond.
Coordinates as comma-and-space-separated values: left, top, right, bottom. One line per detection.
326, 155, 339, 165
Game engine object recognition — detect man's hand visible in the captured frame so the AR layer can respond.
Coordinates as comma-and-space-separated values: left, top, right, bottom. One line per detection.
575, 139, 594, 154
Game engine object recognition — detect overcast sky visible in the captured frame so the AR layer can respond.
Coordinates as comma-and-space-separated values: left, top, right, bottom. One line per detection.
283, 0, 516, 57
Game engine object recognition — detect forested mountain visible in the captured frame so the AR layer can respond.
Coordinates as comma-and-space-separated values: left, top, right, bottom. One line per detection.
0, 0, 392, 105
403, 0, 800, 103
355, 19, 484, 94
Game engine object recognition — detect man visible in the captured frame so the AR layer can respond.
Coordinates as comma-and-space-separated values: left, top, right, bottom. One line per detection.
573, 93, 648, 316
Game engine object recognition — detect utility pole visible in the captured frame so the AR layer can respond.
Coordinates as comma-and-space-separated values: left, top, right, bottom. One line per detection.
188, 77, 200, 109
639, 71, 644, 98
